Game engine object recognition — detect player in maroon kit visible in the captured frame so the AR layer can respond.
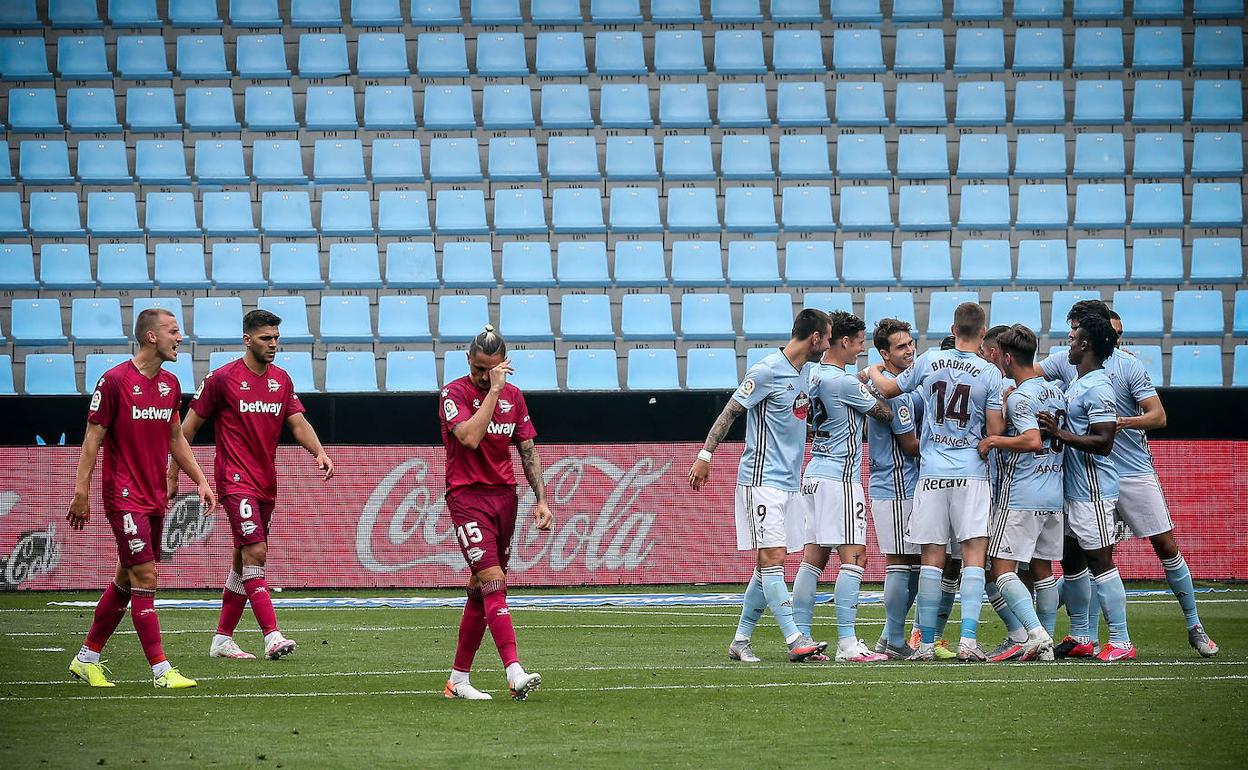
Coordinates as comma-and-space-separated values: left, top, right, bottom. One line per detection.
67, 308, 218, 689
440, 325, 553, 701
171, 309, 335, 662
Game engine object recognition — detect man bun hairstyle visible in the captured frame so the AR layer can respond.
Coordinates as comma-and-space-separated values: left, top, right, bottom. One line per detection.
1077, 313, 1117, 361
244, 309, 282, 334
828, 310, 866, 343
873, 318, 913, 353
134, 307, 174, 343
791, 307, 832, 340
997, 324, 1038, 366
469, 323, 506, 358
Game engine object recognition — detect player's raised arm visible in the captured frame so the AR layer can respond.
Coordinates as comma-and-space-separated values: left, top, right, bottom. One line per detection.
68, 422, 107, 530
448, 358, 512, 450
169, 413, 218, 513
689, 398, 746, 490
286, 412, 335, 480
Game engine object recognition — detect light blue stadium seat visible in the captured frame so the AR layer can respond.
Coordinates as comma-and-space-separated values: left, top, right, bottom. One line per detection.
385, 351, 438, 393
24, 354, 77, 394
610, 187, 661, 233
778, 135, 831, 180
98, 244, 153, 290
531, 0, 582, 23
685, 348, 739, 390
594, 31, 644, 75
541, 84, 593, 129
896, 82, 947, 127
899, 134, 951, 180
842, 240, 895, 285
305, 86, 357, 130
0, 1, 40, 30
726, 187, 778, 233
662, 136, 714, 180
1236, 347, 1248, 386
135, 139, 189, 185
1132, 132, 1185, 178
351, 0, 403, 25
72, 298, 125, 345
1172, 290, 1226, 337
773, 30, 825, 74
10, 88, 63, 133
268, 244, 322, 290
474, 32, 527, 77
325, 352, 378, 393
168, 0, 221, 25
499, 295, 553, 343
194, 140, 247, 184
0, 144, 11, 183
1129, 238, 1182, 284
320, 296, 373, 344
298, 33, 349, 79
1192, 80, 1242, 124
955, 240, 1009, 286
900, 185, 951, 231
990, 291, 1042, 330
926, 291, 979, 337
899, 240, 953, 286
1072, 238, 1126, 283
1049, 290, 1102, 336
954, 0, 1003, 18
229, 0, 281, 26
116, 35, 171, 80
1016, 239, 1068, 284
145, 192, 199, 236
1170, 346, 1223, 387
837, 134, 890, 180
1133, 27, 1183, 71
254, 296, 311, 344
1133, 80, 1184, 124
441, 242, 494, 288
500, 242, 554, 289
86, 192, 140, 237
1194, 0, 1245, 16
313, 139, 365, 184
778, 82, 831, 127
0, 36, 52, 81
600, 84, 652, 128
488, 137, 539, 183
385, 242, 438, 289
482, 84, 534, 129
716, 29, 766, 74
651, 0, 702, 21
1235, 291, 1248, 336
423, 85, 475, 129
416, 32, 467, 77
536, 32, 587, 77
12, 299, 67, 346
724, 241, 780, 289
435, 189, 487, 235
210, 243, 265, 289
0, 244, 36, 289
784, 241, 836, 286
1073, 27, 1124, 72
236, 34, 289, 78
547, 137, 599, 181
557, 242, 612, 288
721, 135, 772, 180
1014, 184, 1067, 229
30, 192, 84, 237
40, 243, 94, 289
803, 292, 854, 318
372, 138, 423, 182
713, 0, 763, 21
833, 29, 884, 73
1013, 134, 1066, 179
552, 188, 605, 233
271, 352, 315, 393
376, 295, 431, 343
252, 140, 306, 184
592, 0, 642, 22
893, 0, 943, 21
352, 32, 408, 77
208, 350, 245, 373
1013, 81, 1066, 125
1131, 183, 1185, 229
782, 186, 835, 232
1112, 290, 1164, 337
19, 140, 72, 184
428, 138, 481, 183
176, 35, 230, 79
895, 28, 946, 73
561, 295, 614, 341
84, 353, 129, 391
438, 295, 489, 343
469, 0, 519, 23
492, 188, 545, 234
606, 136, 658, 180
956, 81, 1006, 126
839, 186, 892, 231
363, 86, 416, 130
671, 241, 724, 287
261, 191, 315, 237
627, 349, 680, 391
621, 294, 676, 340
185, 87, 239, 131
1190, 237, 1242, 282
58, 36, 111, 80
291, 0, 342, 26
1074, 184, 1127, 229
1013, 28, 1064, 71
957, 134, 1008, 179
1190, 182, 1243, 227
613, 241, 667, 287
1073, 133, 1125, 178
321, 190, 374, 236
327, 243, 382, 290
1073, 79, 1125, 125
193, 296, 243, 344
836, 82, 887, 126
244, 86, 297, 131
1013, 0, 1065, 17
822, 0, 875, 19
740, 293, 793, 340
1194, 26, 1244, 70
1074, 0, 1124, 17
154, 242, 209, 289
1191, 132, 1243, 177
865, 292, 916, 331
566, 350, 619, 391
1135, 0, 1184, 16
954, 27, 1005, 73
659, 83, 711, 128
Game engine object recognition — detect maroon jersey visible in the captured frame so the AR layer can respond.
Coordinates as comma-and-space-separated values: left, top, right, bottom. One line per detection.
439, 377, 537, 494
189, 358, 304, 502
87, 361, 182, 515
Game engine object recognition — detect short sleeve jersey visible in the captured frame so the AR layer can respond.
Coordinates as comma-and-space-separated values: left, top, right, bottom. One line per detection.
805, 363, 877, 483
867, 371, 923, 501
189, 358, 305, 502
87, 361, 181, 514
1041, 348, 1158, 477
439, 377, 537, 494
895, 349, 1003, 480
732, 350, 811, 492
1062, 369, 1120, 502
999, 377, 1067, 512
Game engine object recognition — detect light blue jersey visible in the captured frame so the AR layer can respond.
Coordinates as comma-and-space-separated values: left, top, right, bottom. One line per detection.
1000, 377, 1067, 512
867, 371, 923, 500
896, 349, 1004, 480
805, 362, 878, 482
1062, 369, 1120, 502
733, 350, 812, 491
988, 376, 1015, 509
1041, 348, 1158, 477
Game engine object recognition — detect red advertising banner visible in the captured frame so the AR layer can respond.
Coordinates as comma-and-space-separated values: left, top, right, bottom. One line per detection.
1, 441, 1245, 590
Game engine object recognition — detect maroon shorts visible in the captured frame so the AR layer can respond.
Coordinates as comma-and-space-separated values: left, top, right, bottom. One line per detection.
222, 494, 275, 549
447, 486, 518, 574
106, 511, 164, 568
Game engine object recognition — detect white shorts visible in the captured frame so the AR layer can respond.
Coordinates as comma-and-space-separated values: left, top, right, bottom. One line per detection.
1065, 498, 1119, 551
734, 485, 804, 552
871, 498, 920, 555
1115, 474, 1174, 539
908, 478, 992, 546
989, 507, 1064, 563
799, 476, 867, 548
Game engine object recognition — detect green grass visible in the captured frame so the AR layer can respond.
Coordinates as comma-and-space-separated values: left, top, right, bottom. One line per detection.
0, 585, 1244, 769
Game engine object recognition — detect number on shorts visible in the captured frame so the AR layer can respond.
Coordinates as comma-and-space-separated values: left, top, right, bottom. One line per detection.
121, 513, 138, 535
239, 498, 253, 519
854, 501, 865, 519
931, 381, 972, 428
456, 522, 483, 548
755, 505, 767, 522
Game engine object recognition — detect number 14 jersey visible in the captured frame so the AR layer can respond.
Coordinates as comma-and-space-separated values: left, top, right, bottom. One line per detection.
896, 349, 1003, 480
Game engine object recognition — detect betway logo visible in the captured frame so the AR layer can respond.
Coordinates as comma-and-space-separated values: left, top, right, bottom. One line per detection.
486, 422, 516, 436
131, 405, 174, 421
239, 400, 282, 415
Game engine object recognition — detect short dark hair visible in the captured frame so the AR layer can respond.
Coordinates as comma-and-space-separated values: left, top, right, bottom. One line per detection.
873, 318, 913, 353
983, 324, 1011, 347
953, 302, 986, 339
135, 307, 174, 343
997, 324, 1038, 366
468, 323, 506, 358
940, 334, 957, 351
244, 309, 282, 334
1067, 299, 1111, 328
1108, 310, 1121, 321
792, 308, 832, 340
1076, 313, 1116, 360
828, 310, 866, 343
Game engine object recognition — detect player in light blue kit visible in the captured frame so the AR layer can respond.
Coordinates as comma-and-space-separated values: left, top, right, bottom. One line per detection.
1043, 301, 1217, 658
689, 309, 832, 664
866, 302, 1005, 662
791, 312, 894, 663
977, 325, 1065, 662
863, 319, 923, 660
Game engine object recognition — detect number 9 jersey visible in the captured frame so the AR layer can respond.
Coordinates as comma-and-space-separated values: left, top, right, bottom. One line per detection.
896, 349, 1003, 480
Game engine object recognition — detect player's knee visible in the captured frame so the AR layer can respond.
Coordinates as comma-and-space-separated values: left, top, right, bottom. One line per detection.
241, 542, 268, 567
1149, 531, 1178, 560
756, 547, 787, 569
1085, 548, 1115, 575
840, 546, 867, 567
128, 561, 158, 591
477, 567, 506, 587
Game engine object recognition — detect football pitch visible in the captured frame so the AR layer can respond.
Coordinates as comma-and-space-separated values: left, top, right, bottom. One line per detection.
1, 584, 1244, 769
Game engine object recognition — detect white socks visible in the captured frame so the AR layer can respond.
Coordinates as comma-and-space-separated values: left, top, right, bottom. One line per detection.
77, 645, 100, 664
505, 662, 525, 683
212, 633, 232, 647
449, 669, 471, 685
152, 660, 172, 677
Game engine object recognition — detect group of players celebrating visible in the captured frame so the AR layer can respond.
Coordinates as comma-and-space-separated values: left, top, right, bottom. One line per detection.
692, 299, 1218, 665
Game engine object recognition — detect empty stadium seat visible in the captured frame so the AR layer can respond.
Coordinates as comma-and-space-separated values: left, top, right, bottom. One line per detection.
663, 136, 714, 180
385, 351, 438, 393
958, 185, 1011, 230
85, 192, 140, 237
39, 243, 93, 289
560, 295, 614, 342
622, 294, 676, 340
672, 241, 724, 287
959, 240, 1012, 285
779, 135, 832, 180
600, 84, 653, 128
193, 296, 243, 344
1050, 290, 1102, 336
423, 85, 475, 129
536, 32, 587, 76
58, 36, 111, 80
477, 32, 527, 76
253, 141, 307, 184
1194, 26, 1244, 70
1170, 346, 1223, 387
1132, 183, 1185, 228
927, 291, 979, 337
71, 298, 126, 345
548, 137, 599, 181
957, 82, 1008, 126
896, 83, 947, 126
30, 192, 84, 237
542, 84, 593, 129
1073, 238, 1127, 283
482, 84, 534, 129
12, 299, 67, 346
328, 243, 382, 289
552, 188, 605, 233
717, 29, 766, 74
97, 244, 152, 290
1074, 27, 1124, 71
655, 30, 705, 74
838, 135, 890, 179
145, 192, 199, 236
176, 35, 231, 79
990, 291, 1042, 330
834, 29, 884, 73
19, 140, 72, 184
256, 296, 313, 343
1172, 290, 1226, 337
1191, 238, 1244, 282
1191, 133, 1244, 177
269, 244, 323, 289
320, 296, 373, 343
727, 241, 781, 287
1133, 80, 1185, 125
1135, 0, 1185, 16
684, 349, 738, 390
957, 134, 1009, 179
417, 0, 464, 24
498, 296, 553, 342
211, 243, 266, 289
1014, 28, 1064, 71
782, 186, 835, 232
1190, 182, 1243, 227
1073, 133, 1125, 178
305, 86, 357, 129
1133, 133, 1185, 178
325, 352, 378, 393
895, 29, 945, 73
557, 242, 611, 288
954, 27, 1005, 73
774, 30, 826, 74
500, 243, 554, 289
566, 349, 620, 391
839, 186, 893, 231
865, 292, 916, 331
25, 355, 78, 395
194, 140, 247, 184
438, 295, 489, 342
441, 242, 495, 287
803, 291, 854, 316
135, 140, 190, 185
320, 191, 374, 236
900, 240, 953, 286
185, 87, 240, 131
435, 189, 487, 235
722, 135, 773, 180
261, 191, 315, 236
1013, 81, 1066, 125
627, 349, 680, 391
1112, 291, 1164, 337
610, 187, 661, 233
154, 243, 209, 289
778, 82, 831, 127
489, 137, 540, 182
371, 138, 423, 182
356, 33, 409, 77
785, 242, 837, 286
364, 86, 417, 130
1017, 240, 1069, 284
613, 242, 666, 287
836, 82, 888, 126
899, 185, 951, 231
606, 136, 658, 180
660, 83, 711, 128
298, 33, 349, 79
738, 293, 793, 340
0, 244, 36, 289
1133, 26, 1183, 71
245, 87, 297, 131
1074, 184, 1127, 229
1129, 238, 1183, 284
117, 36, 171, 79
842, 240, 896, 285
377, 296, 432, 342
10, 88, 63, 132
385, 243, 438, 289
313, 139, 366, 184
378, 191, 431, 236
0, 0, 39, 29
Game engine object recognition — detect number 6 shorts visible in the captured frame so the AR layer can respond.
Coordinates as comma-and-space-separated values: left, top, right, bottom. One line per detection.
734, 485, 804, 553
221, 494, 276, 549
106, 510, 164, 568
447, 486, 519, 573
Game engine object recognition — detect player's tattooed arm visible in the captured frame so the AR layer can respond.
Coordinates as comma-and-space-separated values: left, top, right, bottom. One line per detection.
865, 398, 893, 424
519, 440, 553, 530
689, 399, 745, 490
68, 422, 108, 530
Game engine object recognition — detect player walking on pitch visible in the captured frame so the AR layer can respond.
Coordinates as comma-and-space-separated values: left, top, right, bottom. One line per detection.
68, 308, 218, 689
441, 325, 552, 700
172, 310, 335, 661
689, 309, 832, 664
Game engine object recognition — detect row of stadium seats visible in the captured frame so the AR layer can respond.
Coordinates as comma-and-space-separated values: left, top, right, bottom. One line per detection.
4, 238, 1243, 292
6, 132, 1244, 186
2, 181, 1241, 235
6, 342, 1245, 396
4, 0, 1242, 30
4, 26, 1243, 82
6, 80, 1244, 132
4, 288, 1244, 347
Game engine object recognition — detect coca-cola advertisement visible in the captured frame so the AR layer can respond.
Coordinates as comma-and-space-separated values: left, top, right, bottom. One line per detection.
0, 442, 1244, 589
